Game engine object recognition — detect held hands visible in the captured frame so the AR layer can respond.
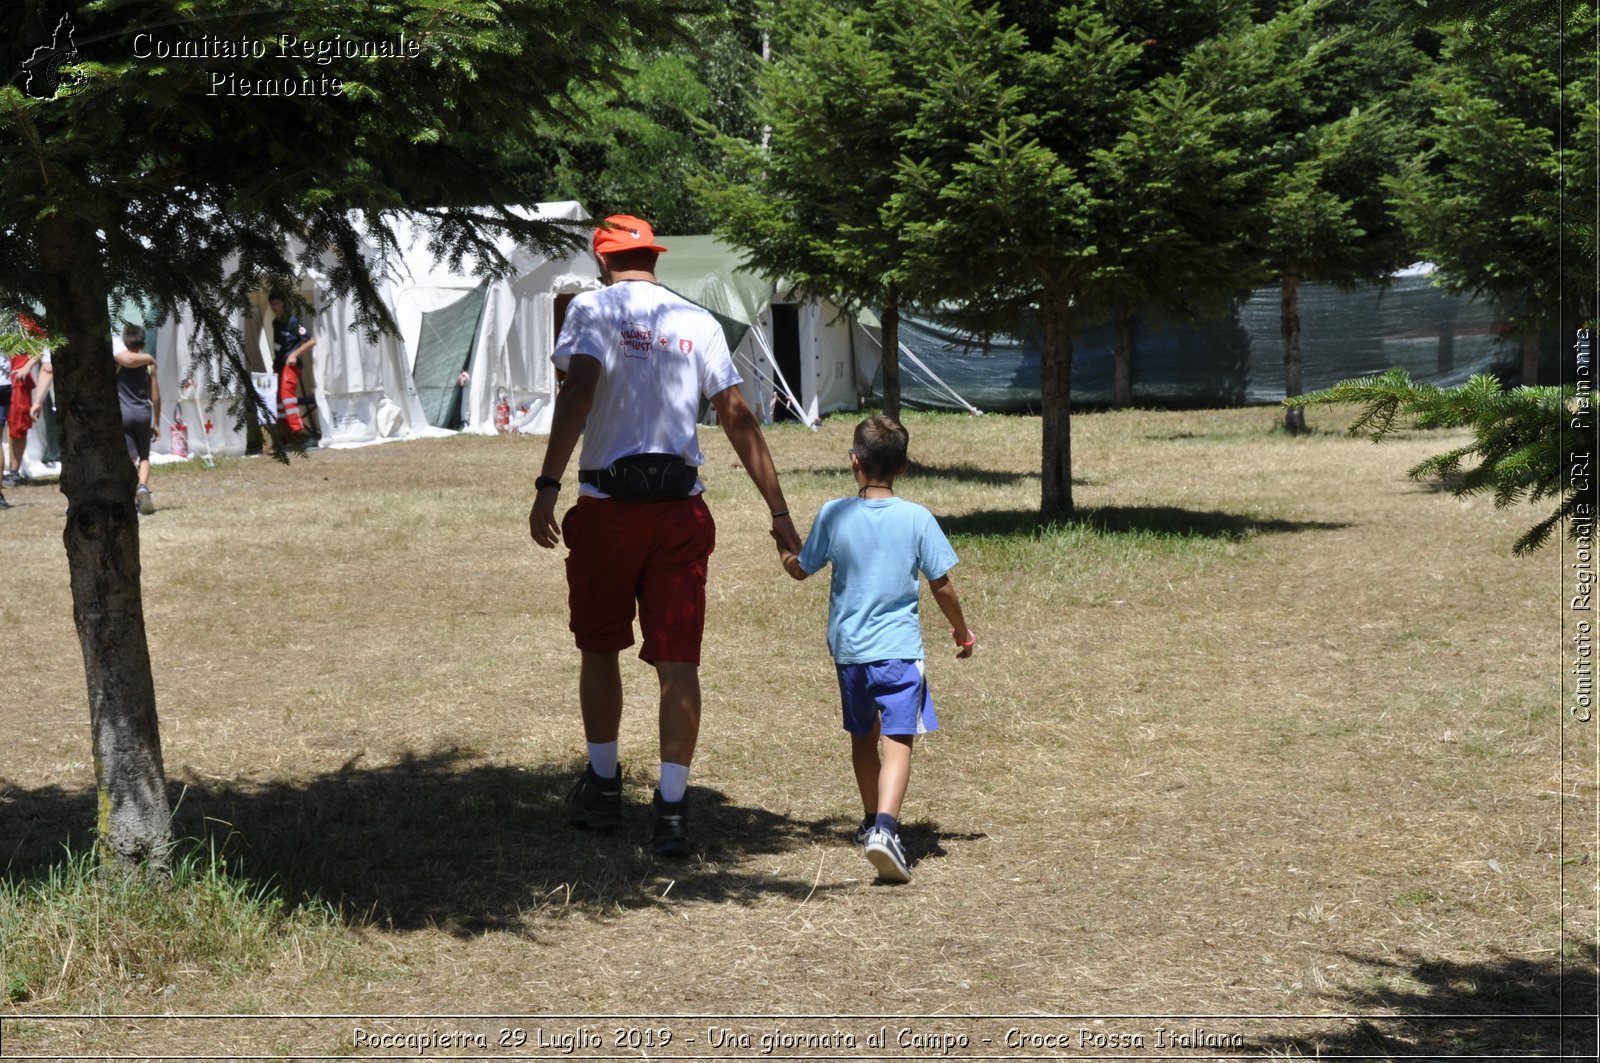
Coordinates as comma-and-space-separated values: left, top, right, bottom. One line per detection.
771, 515, 806, 582
953, 627, 976, 660
771, 511, 801, 556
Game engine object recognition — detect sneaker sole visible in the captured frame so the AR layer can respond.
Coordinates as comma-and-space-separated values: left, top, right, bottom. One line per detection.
567, 808, 623, 832
865, 844, 911, 883
651, 836, 690, 859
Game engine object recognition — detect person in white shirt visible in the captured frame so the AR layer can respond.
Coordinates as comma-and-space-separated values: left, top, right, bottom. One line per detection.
529, 214, 801, 857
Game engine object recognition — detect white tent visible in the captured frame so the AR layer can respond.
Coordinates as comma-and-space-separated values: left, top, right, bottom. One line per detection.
653, 235, 882, 427
142, 238, 442, 460
386, 201, 602, 436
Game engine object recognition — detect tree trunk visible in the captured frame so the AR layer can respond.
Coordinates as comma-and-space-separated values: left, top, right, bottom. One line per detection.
1281, 272, 1305, 435
1521, 328, 1542, 386
880, 300, 902, 421
1112, 303, 1136, 409
1436, 299, 1455, 376
37, 215, 173, 869
1039, 280, 1074, 520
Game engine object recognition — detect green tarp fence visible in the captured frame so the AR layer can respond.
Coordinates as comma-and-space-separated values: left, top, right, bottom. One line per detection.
882, 273, 1537, 412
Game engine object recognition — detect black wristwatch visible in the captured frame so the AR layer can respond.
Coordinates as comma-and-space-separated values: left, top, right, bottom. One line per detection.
535, 476, 561, 492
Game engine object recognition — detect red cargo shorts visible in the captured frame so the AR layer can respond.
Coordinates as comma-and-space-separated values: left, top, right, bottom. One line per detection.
562, 494, 716, 664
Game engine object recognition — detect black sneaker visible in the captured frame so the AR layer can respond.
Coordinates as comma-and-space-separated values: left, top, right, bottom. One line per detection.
854, 815, 875, 845
650, 789, 690, 858
565, 764, 623, 831
864, 826, 911, 883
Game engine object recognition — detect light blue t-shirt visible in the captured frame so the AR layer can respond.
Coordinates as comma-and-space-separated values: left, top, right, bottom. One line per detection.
796, 497, 959, 665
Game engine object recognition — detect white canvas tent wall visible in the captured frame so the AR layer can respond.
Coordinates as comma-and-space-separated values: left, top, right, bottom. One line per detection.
141, 240, 440, 460
386, 202, 602, 436
652, 235, 884, 426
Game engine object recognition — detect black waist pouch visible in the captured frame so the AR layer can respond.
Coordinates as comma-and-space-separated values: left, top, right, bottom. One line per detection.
579, 453, 698, 501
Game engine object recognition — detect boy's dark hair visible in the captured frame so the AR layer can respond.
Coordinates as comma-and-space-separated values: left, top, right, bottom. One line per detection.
599, 248, 660, 274
121, 323, 146, 350
853, 415, 909, 479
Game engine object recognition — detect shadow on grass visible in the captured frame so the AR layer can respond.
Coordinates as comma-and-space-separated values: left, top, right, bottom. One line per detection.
905, 461, 1041, 487
1, 754, 977, 936
801, 462, 1086, 488
939, 505, 1352, 541
1243, 946, 1599, 1059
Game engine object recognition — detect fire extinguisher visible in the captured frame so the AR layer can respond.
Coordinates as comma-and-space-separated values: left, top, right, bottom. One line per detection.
170, 413, 190, 458
494, 388, 511, 434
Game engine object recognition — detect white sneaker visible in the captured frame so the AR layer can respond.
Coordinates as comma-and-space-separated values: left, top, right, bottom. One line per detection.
135, 486, 155, 515
864, 827, 911, 883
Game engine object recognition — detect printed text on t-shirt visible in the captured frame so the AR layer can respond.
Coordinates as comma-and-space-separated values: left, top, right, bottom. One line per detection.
621, 322, 652, 357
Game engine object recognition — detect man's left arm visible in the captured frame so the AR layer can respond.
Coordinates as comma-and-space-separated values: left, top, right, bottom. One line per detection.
709, 384, 799, 555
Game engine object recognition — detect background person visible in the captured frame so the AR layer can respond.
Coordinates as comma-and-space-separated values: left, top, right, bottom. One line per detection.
0, 329, 11, 505
5, 314, 49, 488
114, 323, 160, 515
269, 291, 317, 442
528, 213, 801, 858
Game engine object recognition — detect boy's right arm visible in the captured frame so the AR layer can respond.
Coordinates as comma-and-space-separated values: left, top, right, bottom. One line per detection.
774, 535, 809, 581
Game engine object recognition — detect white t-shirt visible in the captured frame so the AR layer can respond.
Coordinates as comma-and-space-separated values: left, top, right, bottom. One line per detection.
552, 280, 740, 498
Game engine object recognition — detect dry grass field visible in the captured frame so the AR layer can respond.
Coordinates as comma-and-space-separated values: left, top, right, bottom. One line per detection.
1, 406, 1594, 1060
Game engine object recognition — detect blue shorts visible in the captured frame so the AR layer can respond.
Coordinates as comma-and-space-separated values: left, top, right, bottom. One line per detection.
836, 659, 939, 737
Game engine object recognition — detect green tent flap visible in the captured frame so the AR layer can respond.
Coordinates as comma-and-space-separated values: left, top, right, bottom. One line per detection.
413, 284, 486, 429
654, 235, 777, 353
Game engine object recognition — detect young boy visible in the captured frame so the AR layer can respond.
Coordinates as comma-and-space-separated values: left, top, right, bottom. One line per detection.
777, 415, 975, 883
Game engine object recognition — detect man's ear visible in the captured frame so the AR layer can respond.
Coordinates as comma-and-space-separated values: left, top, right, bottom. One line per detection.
896, 460, 910, 477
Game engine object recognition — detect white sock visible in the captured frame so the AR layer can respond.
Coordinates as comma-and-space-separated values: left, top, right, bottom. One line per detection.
658, 761, 690, 804
587, 741, 618, 780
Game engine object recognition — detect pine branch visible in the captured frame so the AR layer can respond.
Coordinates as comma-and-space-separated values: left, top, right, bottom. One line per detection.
1290, 369, 1591, 555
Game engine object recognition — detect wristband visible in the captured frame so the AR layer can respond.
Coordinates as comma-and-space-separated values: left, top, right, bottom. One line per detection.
953, 628, 976, 649
535, 476, 561, 492
770, 509, 789, 519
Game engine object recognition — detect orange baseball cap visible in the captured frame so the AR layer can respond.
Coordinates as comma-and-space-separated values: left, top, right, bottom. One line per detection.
592, 214, 668, 256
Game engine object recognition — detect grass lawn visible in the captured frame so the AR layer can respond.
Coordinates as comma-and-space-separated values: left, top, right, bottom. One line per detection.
2, 406, 1593, 1059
